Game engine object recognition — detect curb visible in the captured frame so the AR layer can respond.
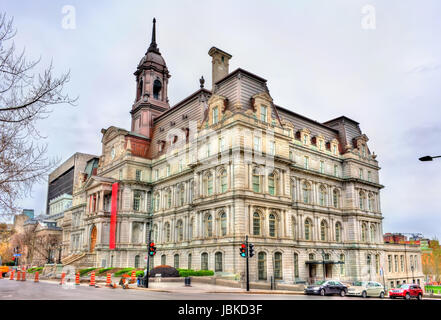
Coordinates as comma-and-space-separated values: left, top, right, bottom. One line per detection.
206, 290, 305, 295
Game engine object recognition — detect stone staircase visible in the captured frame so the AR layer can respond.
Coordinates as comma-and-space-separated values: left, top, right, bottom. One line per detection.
61, 253, 86, 266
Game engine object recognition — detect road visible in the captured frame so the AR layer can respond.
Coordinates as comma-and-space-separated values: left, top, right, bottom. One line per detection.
0, 279, 420, 300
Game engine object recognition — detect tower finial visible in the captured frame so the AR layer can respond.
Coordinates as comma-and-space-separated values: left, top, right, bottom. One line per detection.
147, 17, 159, 53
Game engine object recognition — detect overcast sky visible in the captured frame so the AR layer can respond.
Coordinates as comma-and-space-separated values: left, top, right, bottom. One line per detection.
3, 1, 441, 239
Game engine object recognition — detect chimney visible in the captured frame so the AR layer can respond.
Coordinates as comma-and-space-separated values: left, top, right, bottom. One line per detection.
208, 47, 232, 90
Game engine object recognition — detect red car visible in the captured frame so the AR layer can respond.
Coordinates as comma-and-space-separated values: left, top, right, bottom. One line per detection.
389, 284, 423, 300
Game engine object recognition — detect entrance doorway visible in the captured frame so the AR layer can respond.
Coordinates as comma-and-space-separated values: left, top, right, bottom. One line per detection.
325, 264, 332, 278
90, 226, 97, 252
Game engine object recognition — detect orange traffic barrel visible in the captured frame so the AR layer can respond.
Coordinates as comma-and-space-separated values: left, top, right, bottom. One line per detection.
34, 271, 39, 283
75, 272, 80, 285
89, 271, 96, 286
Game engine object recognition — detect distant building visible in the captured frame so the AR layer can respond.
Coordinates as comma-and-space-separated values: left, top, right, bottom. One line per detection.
384, 233, 408, 244
46, 152, 97, 214
22, 209, 34, 220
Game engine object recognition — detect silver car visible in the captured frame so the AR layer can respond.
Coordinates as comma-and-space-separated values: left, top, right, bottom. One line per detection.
347, 281, 385, 298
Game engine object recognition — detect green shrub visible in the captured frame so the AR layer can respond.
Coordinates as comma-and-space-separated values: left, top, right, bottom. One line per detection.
79, 268, 96, 276
97, 267, 113, 274
27, 267, 43, 273
178, 269, 214, 277
114, 267, 134, 277
136, 270, 144, 277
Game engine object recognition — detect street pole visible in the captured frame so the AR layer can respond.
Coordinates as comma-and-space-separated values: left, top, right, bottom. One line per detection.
144, 229, 152, 288
321, 250, 326, 280
246, 235, 250, 292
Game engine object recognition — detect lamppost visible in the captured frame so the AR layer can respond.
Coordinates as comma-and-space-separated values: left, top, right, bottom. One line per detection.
57, 245, 62, 264
419, 155, 441, 161
411, 265, 415, 283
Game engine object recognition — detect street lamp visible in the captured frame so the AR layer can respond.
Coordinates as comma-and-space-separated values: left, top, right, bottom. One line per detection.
419, 155, 441, 161
320, 249, 326, 281
411, 265, 415, 283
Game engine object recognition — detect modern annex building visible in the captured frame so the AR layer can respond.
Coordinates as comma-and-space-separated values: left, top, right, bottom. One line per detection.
60, 19, 423, 287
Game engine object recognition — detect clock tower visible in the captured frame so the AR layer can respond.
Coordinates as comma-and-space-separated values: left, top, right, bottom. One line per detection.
208, 47, 232, 91
131, 18, 170, 138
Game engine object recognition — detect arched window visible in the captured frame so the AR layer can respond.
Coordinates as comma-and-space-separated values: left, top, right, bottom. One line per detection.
367, 254, 371, 274
167, 189, 172, 209
189, 218, 194, 240
320, 220, 328, 241
370, 224, 376, 243
253, 212, 261, 236
201, 252, 208, 270
215, 252, 223, 272
152, 224, 158, 243
220, 169, 227, 193
375, 254, 380, 274
333, 189, 339, 208
335, 222, 342, 242
178, 185, 185, 206
176, 220, 183, 242
268, 172, 277, 195
303, 182, 311, 204
153, 79, 162, 100
252, 168, 261, 193
205, 173, 213, 196
164, 222, 171, 242
134, 255, 140, 268
294, 253, 299, 279
319, 186, 326, 206
188, 253, 192, 270
174, 254, 180, 269
205, 214, 212, 237
258, 252, 267, 280
340, 254, 345, 276
269, 213, 276, 237
161, 254, 166, 265
368, 194, 374, 211
305, 219, 312, 240
359, 191, 365, 210
361, 223, 368, 242
154, 193, 160, 212
291, 216, 296, 239
274, 252, 283, 280
220, 212, 227, 236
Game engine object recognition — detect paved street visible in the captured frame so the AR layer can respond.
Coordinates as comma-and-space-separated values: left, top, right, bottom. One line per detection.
2, 279, 435, 300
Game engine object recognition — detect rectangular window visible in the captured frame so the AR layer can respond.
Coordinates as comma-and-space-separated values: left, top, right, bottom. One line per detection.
320, 161, 324, 174
303, 134, 308, 145
334, 165, 338, 177
359, 168, 363, 179
136, 170, 142, 181
388, 255, 392, 273
289, 151, 293, 160
213, 107, 219, 124
333, 145, 337, 155
252, 175, 260, 193
269, 141, 275, 156
179, 160, 183, 172
254, 136, 261, 152
260, 105, 267, 122
368, 171, 372, 182
319, 140, 323, 150
166, 165, 170, 177
400, 255, 404, 272
304, 156, 309, 169
219, 137, 225, 152
394, 255, 398, 273
133, 191, 141, 211
154, 169, 159, 181
268, 177, 275, 195
206, 142, 211, 157
119, 169, 123, 180
294, 253, 299, 279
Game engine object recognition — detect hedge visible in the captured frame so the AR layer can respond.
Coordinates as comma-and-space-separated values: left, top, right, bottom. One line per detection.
79, 268, 96, 276
177, 269, 214, 277
114, 267, 135, 277
97, 267, 113, 274
27, 267, 43, 273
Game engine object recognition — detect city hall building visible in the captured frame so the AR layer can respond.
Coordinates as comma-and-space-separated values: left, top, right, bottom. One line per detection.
60, 19, 423, 287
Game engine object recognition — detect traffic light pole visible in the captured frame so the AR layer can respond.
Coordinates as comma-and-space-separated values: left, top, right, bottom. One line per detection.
246, 235, 250, 292
144, 229, 151, 288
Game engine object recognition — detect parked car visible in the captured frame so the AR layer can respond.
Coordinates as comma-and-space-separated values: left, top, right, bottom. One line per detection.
304, 280, 348, 296
389, 284, 423, 300
347, 281, 385, 298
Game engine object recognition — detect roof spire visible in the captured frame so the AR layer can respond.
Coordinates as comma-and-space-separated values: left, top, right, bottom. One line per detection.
147, 17, 160, 54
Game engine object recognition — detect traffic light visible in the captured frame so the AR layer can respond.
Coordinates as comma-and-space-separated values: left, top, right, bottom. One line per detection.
248, 243, 255, 257
239, 243, 247, 258
148, 242, 156, 256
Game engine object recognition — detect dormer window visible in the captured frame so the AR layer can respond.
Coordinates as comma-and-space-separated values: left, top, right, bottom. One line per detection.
303, 134, 308, 145
153, 79, 162, 99
213, 106, 219, 124
260, 105, 267, 122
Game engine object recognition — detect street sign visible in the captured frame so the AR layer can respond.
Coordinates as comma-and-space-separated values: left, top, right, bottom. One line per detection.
13, 254, 21, 257
144, 256, 148, 261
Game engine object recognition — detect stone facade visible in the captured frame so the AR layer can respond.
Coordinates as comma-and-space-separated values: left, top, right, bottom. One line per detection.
59, 19, 423, 287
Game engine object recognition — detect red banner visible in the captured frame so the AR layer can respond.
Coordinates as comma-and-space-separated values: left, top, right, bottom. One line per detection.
109, 182, 119, 249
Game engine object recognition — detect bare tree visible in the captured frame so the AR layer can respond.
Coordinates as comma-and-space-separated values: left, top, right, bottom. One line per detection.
33, 233, 61, 264
0, 12, 76, 217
